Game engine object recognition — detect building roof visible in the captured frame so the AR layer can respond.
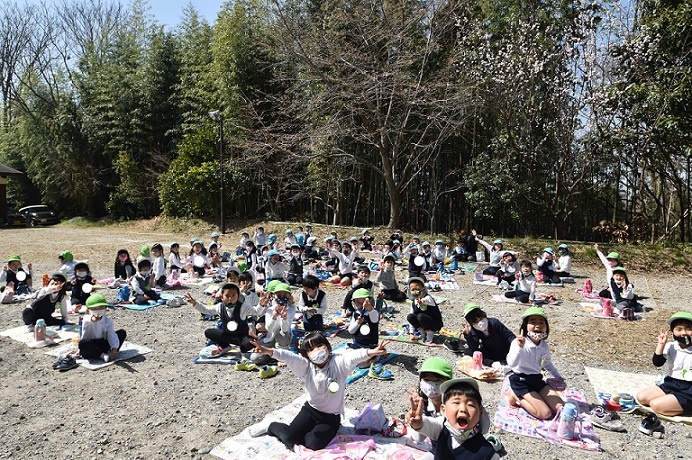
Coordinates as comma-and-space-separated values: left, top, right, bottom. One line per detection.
0, 164, 22, 175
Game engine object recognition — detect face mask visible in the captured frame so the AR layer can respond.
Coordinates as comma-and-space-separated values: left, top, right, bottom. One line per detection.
674, 335, 692, 346
309, 348, 329, 365
419, 379, 442, 399
526, 331, 548, 342
90, 310, 105, 321
76, 271, 87, 278
410, 289, 422, 297
522, 270, 531, 275
444, 421, 478, 444
140, 270, 151, 277
473, 319, 489, 333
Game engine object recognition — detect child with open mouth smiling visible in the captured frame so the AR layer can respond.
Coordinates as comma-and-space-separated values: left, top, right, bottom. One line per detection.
406, 377, 499, 460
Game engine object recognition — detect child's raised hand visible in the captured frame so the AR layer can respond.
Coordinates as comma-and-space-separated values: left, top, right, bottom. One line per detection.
658, 327, 669, 346
371, 339, 390, 356
251, 340, 274, 356
183, 292, 196, 305
516, 331, 525, 348
594, 243, 599, 251
405, 391, 424, 429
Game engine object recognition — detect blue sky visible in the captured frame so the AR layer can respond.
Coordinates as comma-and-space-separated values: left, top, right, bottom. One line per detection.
146, 0, 227, 28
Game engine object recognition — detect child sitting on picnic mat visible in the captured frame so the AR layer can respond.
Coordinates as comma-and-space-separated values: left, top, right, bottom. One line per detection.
407, 277, 444, 344
114, 248, 136, 281
297, 275, 327, 332
185, 283, 266, 352
22, 273, 71, 327
475, 232, 505, 276
130, 259, 160, 305
554, 243, 572, 277
347, 288, 380, 351
248, 332, 390, 450
636, 311, 692, 416
406, 377, 499, 460
341, 264, 374, 317
1, 255, 32, 294
609, 266, 638, 320
408, 357, 454, 454
78, 294, 127, 362
495, 251, 519, 287
377, 254, 407, 302
506, 307, 565, 420
256, 283, 295, 354
536, 248, 561, 284
462, 304, 515, 366
70, 262, 95, 308
503, 260, 536, 304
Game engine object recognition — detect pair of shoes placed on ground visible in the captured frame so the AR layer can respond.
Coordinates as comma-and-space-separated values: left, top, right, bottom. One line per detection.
234, 359, 278, 378
590, 406, 626, 432
166, 297, 185, 307
639, 413, 664, 437
368, 362, 393, 380
52, 355, 78, 371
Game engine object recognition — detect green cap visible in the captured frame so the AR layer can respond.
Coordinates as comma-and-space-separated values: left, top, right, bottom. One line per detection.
237, 261, 248, 273
463, 303, 482, 318
606, 252, 620, 260
140, 245, 151, 257
266, 280, 282, 293
59, 251, 74, 262
274, 283, 291, 293
419, 357, 453, 380
7, 255, 21, 262
352, 288, 372, 300
85, 293, 109, 309
612, 266, 626, 276
667, 311, 692, 326
522, 306, 547, 319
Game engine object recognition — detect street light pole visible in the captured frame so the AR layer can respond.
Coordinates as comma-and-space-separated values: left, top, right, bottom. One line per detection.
209, 110, 225, 234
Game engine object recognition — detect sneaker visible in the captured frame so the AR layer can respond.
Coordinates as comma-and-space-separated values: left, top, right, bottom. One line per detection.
368, 363, 393, 380
639, 413, 663, 436
590, 406, 626, 432
56, 356, 78, 372
100, 353, 111, 363
258, 365, 278, 379
248, 419, 271, 437
444, 339, 461, 352
234, 359, 257, 371
52, 356, 70, 369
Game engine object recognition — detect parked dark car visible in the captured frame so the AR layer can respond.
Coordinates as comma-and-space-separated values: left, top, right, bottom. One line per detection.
19, 205, 59, 226
4, 209, 26, 227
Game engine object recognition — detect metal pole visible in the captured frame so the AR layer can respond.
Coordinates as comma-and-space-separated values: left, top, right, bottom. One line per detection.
219, 117, 225, 234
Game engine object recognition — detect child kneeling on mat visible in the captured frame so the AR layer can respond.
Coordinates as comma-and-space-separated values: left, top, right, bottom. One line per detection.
248, 332, 389, 450
407, 277, 443, 344
406, 377, 499, 460
78, 294, 126, 362
637, 311, 692, 416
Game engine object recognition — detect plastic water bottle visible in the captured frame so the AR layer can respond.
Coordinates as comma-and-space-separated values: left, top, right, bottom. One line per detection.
450, 258, 458, 271
584, 279, 593, 294
34, 319, 46, 342
557, 403, 578, 439
437, 262, 444, 272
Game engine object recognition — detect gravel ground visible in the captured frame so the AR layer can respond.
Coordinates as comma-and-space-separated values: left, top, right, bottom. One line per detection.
0, 224, 691, 459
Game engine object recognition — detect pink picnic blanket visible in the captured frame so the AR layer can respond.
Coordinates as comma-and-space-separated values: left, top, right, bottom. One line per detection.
493, 377, 600, 452
296, 435, 376, 460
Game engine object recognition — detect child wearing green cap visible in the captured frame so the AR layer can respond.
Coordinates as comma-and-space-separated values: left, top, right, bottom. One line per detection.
594, 243, 622, 298
58, 251, 77, 282
347, 288, 380, 350
406, 377, 499, 460
78, 294, 127, 362
506, 307, 564, 420
253, 283, 295, 360
636, 312, 692, 417
1, 255, 32, 294
461, 304, 515, 365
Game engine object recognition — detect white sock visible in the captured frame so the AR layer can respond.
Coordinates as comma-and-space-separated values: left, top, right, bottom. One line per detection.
425, 331, 434, 342
248, 419, 271, 437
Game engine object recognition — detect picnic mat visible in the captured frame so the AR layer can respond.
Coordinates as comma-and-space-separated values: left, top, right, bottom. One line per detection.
118, 293, 178, 310
493, 377, 600, 452
379, 323, 456, 347
44, 341, 152, 370
491, 294, 559, 305
580, 303, 644, 320
584, 366, 692, 425
1, 324, 78, 345
211, 395, 430, 460
456, 357, 503, 381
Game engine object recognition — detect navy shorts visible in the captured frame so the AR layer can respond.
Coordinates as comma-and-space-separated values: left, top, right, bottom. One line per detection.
509, 373, 547, 397
658, 376, 692, 415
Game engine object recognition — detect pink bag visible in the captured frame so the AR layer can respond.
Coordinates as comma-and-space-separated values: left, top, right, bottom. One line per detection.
0, 282, 15, 304
354, 402, 387, 433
